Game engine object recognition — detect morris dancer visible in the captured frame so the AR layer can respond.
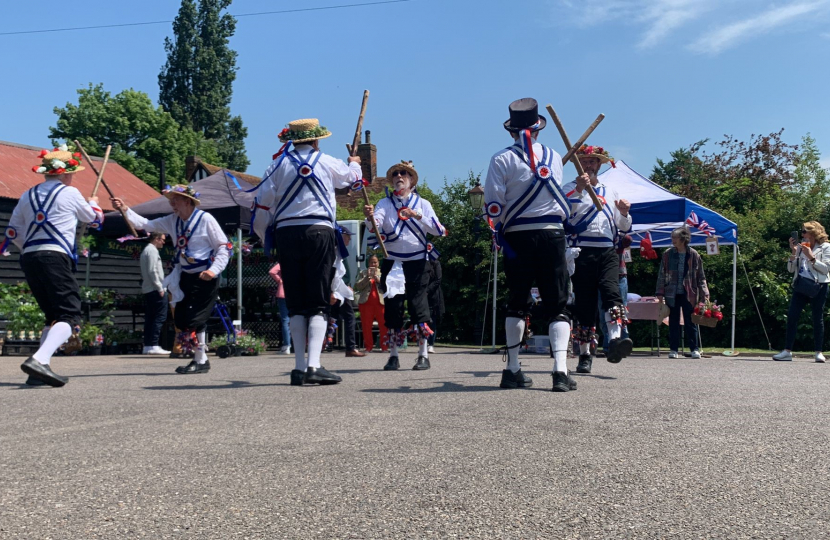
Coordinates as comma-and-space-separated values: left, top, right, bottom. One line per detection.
484, 98, 583, 392
363, 161, 446, 371
563, 144, 633, 373
3, 145, 103, 387
251, 119, 362, 386
112, 185, 231, 374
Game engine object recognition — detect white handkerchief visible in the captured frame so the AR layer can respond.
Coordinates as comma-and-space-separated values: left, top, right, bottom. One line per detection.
383, 260, 406, 299
164, 266, 185, 307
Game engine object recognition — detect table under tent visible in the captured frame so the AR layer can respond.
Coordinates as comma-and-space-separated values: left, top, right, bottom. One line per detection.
597, 161, 740, 351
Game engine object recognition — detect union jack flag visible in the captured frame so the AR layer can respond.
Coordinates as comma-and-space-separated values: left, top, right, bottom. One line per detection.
685, 211, 716, 236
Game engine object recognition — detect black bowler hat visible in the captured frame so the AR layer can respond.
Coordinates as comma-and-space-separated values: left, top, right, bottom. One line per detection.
503, 98, 547, 133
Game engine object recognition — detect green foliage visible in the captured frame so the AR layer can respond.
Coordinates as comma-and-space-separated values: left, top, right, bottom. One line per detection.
159, 0, 249, 171
79, 324, 102, 347
50, 83, 221, 187
0, 282, 45, 334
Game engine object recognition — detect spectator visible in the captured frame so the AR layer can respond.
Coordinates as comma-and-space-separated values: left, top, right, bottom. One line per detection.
141, 233, 170, 355
655, 227, 709, 359
773, 221, 830, 363
268, 263, 291, 355
354, 255, 388, 352
426, 259, 444, 353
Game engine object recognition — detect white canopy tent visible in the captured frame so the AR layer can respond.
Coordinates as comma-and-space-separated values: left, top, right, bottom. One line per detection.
599, 161, 740, 350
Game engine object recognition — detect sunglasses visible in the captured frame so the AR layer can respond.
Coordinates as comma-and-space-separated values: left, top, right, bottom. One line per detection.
801, 229, 808, 234
391, 170, 409, 178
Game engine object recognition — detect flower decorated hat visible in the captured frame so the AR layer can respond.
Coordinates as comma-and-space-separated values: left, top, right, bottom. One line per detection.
278, 119, 332, 144
163, 184, 201, 206
32, 144, 85, 175
576, 144, 616, 168
386, 160, 419, 187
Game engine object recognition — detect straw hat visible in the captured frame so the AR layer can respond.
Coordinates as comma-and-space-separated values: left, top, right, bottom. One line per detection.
163, 184, 201, 206
278, 119, 332, 144
386, 160, 419, 187
576, 144, 616, 167
32, 146, 85, 175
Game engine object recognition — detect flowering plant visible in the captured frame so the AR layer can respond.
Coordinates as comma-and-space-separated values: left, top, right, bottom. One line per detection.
694, 299, 724, 321
577, 145, 616, 168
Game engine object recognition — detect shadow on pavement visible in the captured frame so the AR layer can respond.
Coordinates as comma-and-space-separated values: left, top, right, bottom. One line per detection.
143, 380, 284, 391
362, 381, 503, 393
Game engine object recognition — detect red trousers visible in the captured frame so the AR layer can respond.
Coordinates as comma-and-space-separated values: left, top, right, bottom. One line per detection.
358, 298, 387, 351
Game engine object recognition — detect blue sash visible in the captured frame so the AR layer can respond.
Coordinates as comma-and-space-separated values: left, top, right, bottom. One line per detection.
174, 209, 214, 271
23, 183, 78, 267
367, 189, 440, 260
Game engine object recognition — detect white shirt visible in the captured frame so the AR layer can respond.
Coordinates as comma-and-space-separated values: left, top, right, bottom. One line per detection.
125, 208, 230, 276
562, 181, 632, 248
8, 179, 101, 255
369, 192, 445, 261
253, 144, 361, 239
483, 141, 569, 232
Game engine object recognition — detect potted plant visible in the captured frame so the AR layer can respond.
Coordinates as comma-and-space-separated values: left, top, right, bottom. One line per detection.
237, 333, 265, 356
79, 325, 103, 355
692, 300, 724, 328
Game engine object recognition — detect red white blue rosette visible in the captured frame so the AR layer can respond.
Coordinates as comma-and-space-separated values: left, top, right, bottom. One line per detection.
485, 202, 503, 218
177, 235, 188, 249
226, 241, 234, 252
379, 233, 387, 242
351, 178, 369, 192
536, 164, 552, 180
35, 210, 48, 224
426, 243, 433, 253
4, 226, 16, 240
298, 164, 313, 178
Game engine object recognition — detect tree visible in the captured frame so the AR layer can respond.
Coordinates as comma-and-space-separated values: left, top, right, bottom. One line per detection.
159, 0, 249, 171
50, 83, 221, 188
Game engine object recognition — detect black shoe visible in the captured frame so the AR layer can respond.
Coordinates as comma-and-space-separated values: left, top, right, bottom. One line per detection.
567, 372, 578, 391
413, 356, 430, 370
175, 360, 210, 374
290, 369, 305, 386
383, 356, 400, 371
305, 366, 342, 385
24, 375, 46, 386
551, 371, 571, 392
499, 369, 533, 389
20, 357, 68, 387
576, 354, 593, 373
607, 337, 633, 364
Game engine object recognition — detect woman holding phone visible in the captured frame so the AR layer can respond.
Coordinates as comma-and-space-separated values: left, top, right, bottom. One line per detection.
773, 221, 830, 362
355, 255, 388, 352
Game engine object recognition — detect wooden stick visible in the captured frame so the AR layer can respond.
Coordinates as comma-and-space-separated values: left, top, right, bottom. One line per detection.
545, 106, 604, 212
74, 140, 138, 236
560, 113, 605, 165
90, 145, 112, 198
347, 91, 388, 258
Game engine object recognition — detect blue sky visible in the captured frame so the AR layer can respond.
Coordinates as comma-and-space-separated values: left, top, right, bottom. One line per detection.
2, 0, 828, 190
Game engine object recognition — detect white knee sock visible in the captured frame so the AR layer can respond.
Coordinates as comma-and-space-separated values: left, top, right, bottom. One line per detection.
33, 322, 72, 365
419, 338, 428, 357
579, 342, 590, 355
605, 312, 622, 340
307, 315, 327, 369
290, 315, 308, 371
39, 326, 50, 346
505, 317, 525, 373
390, 339, 398, 357
195, 331, 207, 364
550, 321, 570, 374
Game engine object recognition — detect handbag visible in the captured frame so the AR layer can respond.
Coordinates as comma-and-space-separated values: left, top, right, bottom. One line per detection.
794, 259, 821, 298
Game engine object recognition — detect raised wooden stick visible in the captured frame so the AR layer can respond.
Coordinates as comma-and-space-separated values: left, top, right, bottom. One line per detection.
77, 145, 112, 238
545, 105, 604, 211
347, 90, 388, 258
74, 140, 138, 236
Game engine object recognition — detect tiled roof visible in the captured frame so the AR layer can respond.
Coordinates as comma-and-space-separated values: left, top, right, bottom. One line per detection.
192, 157, 262, 186
0, 140, 160, 211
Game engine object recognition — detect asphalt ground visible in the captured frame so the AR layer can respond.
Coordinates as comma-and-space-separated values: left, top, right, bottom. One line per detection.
1, 348, 828, 539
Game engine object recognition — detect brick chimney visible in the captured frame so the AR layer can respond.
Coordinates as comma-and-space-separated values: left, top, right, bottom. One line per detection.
357, 130, 377, 182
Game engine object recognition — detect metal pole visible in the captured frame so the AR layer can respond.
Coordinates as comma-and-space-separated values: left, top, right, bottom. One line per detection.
731, 243, 737, 350
84, 255, 91, 287
237, 228, 243, 323
491, 245, 497, 349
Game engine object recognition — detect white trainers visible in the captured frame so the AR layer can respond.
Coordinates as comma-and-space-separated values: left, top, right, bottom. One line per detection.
427, 345, 435, 354
691, 350, 701, 359
815, 352, 826, 363
772, 350, 793, 362
278, 346, 291, 355
668, 351, 679, 359
143, 346, 171, 355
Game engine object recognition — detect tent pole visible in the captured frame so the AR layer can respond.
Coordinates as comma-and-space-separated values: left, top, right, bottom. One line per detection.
237, 228, 243, 324
731, 242, 738, 351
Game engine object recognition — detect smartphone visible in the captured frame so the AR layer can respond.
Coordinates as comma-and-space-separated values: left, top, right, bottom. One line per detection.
791, 231, 799, 241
